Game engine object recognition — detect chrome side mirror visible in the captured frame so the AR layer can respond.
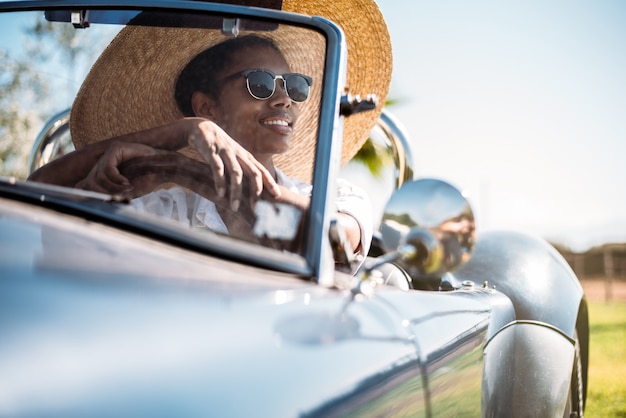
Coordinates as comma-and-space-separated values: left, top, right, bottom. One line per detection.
380, 178, 475, 280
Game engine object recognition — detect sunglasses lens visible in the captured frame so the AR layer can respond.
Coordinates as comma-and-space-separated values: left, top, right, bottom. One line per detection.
247, 71, 275, 99
285, 74, 311, 102
244, 70, 311, 102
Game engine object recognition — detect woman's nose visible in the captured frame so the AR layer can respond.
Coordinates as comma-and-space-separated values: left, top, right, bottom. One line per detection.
269, 80, 291, 107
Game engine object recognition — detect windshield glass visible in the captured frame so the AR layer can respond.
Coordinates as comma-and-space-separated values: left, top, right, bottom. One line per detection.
1, 7, 326, 257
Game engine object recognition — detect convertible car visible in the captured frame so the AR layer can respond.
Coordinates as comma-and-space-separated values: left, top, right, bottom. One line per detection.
0, 1, 587, 417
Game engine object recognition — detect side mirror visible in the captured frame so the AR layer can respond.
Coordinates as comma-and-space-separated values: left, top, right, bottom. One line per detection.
380, 178, 476, 281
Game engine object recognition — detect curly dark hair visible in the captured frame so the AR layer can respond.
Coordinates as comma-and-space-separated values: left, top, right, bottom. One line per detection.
174, 35, 280, 116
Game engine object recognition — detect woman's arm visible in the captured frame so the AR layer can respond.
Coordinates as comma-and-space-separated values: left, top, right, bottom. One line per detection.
28, 141, 158, 191
28, 118, 281, 207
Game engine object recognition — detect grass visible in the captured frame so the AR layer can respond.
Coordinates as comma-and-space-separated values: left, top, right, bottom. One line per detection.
585, 300, 626, 417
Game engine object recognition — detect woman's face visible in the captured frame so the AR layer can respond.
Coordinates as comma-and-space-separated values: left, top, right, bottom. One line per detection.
209, 46, 301, 158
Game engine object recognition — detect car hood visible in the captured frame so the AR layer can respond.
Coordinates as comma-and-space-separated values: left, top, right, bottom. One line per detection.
1, 197, 420, 417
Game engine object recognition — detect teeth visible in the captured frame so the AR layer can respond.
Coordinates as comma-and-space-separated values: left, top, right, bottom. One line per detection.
264, 120, 289, 126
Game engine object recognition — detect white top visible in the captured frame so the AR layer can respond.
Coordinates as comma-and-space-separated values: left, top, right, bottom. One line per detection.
131, 168, 373, 258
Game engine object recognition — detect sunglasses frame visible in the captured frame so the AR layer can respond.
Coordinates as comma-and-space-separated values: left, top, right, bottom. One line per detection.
223, 69, 313, 103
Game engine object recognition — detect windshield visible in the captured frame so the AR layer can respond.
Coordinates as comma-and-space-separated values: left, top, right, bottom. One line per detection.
1, 6, 327, 259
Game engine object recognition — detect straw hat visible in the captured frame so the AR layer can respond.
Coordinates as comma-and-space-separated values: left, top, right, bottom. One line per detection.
70, 0, 392, 183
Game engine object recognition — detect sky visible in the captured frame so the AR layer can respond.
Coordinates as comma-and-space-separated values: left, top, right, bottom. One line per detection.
373, 0, 626, 252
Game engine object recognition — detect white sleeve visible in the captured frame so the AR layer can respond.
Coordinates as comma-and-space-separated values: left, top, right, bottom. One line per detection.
335, 178, 373, 259
193, 196, 228, 233
132, 188, 229, 233
131, 187, 191, 227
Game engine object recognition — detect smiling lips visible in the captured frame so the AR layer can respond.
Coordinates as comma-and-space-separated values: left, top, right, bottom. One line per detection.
262, 115, 293, 134
264, 119, 289, 126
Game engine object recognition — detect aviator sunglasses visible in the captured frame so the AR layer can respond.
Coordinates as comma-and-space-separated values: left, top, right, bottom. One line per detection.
223, 69, 313, 103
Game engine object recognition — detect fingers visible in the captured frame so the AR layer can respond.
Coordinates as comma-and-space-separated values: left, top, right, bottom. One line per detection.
205, 148, 227, 199
227, 158, 243, 212
245, 159, 282, 210
75, 142, 158, 195
188, 120, 281, 211
260, 166, 282, 198
76, 163, 130, 194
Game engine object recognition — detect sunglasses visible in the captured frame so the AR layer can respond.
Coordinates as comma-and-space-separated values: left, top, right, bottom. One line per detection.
223, 69, 313, 103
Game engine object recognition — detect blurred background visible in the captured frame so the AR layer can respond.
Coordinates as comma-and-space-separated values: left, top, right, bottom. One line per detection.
374, 0, 626, 253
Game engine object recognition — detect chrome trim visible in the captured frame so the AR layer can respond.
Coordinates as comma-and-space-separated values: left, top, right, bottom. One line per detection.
28, 108, 72, 174
378, 109, 415, 187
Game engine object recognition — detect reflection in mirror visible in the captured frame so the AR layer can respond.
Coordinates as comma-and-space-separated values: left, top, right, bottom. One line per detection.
380, 178, 475, 281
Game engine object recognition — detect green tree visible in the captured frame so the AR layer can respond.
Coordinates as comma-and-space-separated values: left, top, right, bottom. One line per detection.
0, 15, 89, 178
349, 98, 405, 179
0, 50, 41, 178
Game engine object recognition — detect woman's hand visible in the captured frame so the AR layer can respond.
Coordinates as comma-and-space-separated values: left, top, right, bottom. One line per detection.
184, 118, 281, 211
75, 142, 159, 195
